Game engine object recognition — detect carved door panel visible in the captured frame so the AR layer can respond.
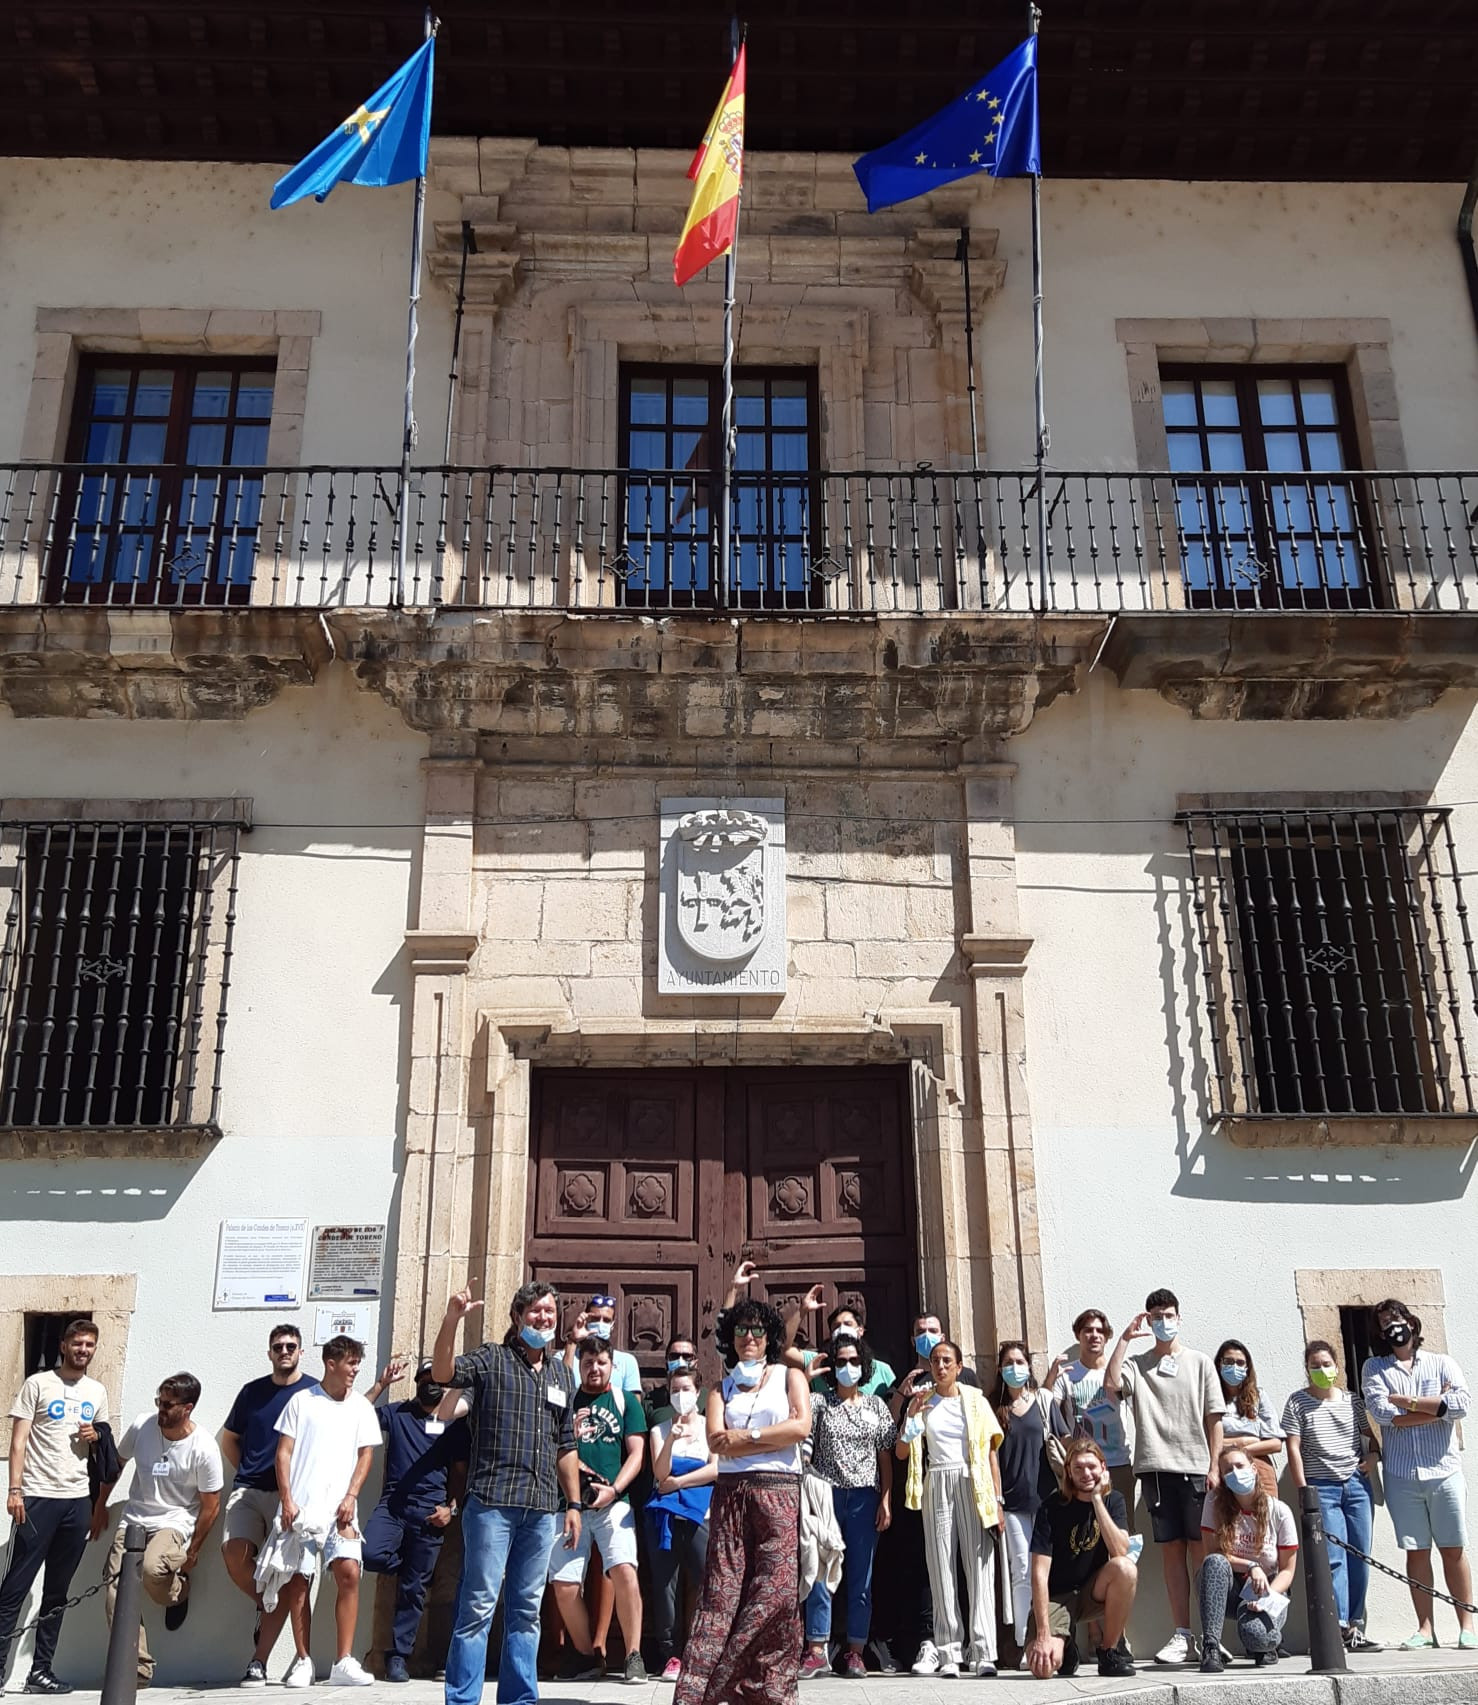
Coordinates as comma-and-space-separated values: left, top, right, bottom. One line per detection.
730, 1069, 916, 1360
528, 1066, 916, 1387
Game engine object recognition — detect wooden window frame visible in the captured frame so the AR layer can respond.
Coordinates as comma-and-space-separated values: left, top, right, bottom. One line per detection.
48, 354, 277, 607
616, 362, 823, 611
1160, 362, 1382, 611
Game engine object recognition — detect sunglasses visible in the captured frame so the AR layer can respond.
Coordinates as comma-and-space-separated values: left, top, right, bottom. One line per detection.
587, 1295, 615, 1310
270, 1342, 299, 1353
734, 1327, 768, 1342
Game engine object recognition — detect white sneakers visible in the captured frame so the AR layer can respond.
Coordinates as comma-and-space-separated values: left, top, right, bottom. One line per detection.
1153, 1630, 1193, 1667
327, 1658, 374, 1688
282, 1657, 315, 1688
911, 1640, 942, 1676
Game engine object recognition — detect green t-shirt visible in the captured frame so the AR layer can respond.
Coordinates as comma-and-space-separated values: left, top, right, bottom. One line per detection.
574, 1387, 648, 1500
801, 1348, 897, 1398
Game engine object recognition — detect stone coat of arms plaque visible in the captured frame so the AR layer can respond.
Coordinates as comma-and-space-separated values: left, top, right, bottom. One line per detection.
658, 796, 786, 994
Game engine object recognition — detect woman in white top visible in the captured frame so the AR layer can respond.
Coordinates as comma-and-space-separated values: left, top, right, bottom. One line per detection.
895, 1338, 1005, 1678
1195, 1444, 1299, 1673
673, 1299, 810, 1705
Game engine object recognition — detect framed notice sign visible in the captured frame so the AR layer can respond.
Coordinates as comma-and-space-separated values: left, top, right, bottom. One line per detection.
307, 1223, 387, 1301
214, 1218, 307, 1310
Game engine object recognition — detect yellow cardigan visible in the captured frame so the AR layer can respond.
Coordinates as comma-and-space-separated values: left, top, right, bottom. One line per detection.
903, 1385, 1004, 1526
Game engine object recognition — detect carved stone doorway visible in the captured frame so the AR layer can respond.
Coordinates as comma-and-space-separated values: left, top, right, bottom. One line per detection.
527, 1065, 918, 1381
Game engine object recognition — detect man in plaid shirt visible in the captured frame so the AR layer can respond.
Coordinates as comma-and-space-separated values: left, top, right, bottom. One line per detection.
432, 1281, 582, 1705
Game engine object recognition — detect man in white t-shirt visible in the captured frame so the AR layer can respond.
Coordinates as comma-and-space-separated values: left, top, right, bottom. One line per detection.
0, 1317, 109, 1696
98, 1373, 224, 1684
247, 1335, 381, 1689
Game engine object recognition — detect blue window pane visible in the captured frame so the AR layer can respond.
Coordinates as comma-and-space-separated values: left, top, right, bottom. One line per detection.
772, 433, 807, 471
186, 424, 228, 464
1306, 431, 1346, 471
629, 430, 666, 470
133, 371, 175, 417
1313, 484, 1354, 532
735, 391, 766, 427
1299, 379, 1338, 425
90, 372, 133, 417
228, 423, 270, 465
671, 429, 707, 471
123, 422, 168, 463
1161, 380, 1198, 428
1168, 434, 1206, 473
84, 422, 124, 462
192, 373, 234, 419
237, 381, 275, 420
1264, 433, 1305, 473
1258, 379, 1297, 426
734, 433, 764, 471
1200, 381, 1241, 427
628, 382, 667, 426
1207, 432, 1247, 473
672, 380, 708, 426
771, 382, 808, 427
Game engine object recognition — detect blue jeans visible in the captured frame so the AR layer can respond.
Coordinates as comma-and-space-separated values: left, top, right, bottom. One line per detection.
1312, 1475, 1374, 1627
804, 1487, 881, 1646
444, 1499, 560, 1705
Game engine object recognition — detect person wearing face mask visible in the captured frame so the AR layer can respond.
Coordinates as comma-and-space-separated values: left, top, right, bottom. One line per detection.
1282, 1341, 1380, 1653
784, 1295, 897, 1398
675, 1298, 810, 1705
1050, 1310, 1134, 1509
647, 1337, 705, 1427
992, 1342, 1068, 1656
362, 1361, 471, 1683
895, 1338, 1005, 1679
430, 1280, 582, 1705
647, 1365, 717, 1682
875, 1312, 981, 1677
564, 1294, 643, 1397
1213, 1341, 1283, 1500
547, 1341, 649, 1685
1195, 1446, 1298, 1672
1360, 1298, 1476, 1650
799, 1335, 896, 1680
1105, 1287, 1225, 1669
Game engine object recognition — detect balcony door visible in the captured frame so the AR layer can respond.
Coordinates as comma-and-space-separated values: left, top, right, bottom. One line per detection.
1162, 367, 1376, 610
49, 359, 274, 606
617, 365, 821, 609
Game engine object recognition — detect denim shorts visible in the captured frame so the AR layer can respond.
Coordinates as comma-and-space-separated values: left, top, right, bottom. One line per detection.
1385, 1472, 1468, 1551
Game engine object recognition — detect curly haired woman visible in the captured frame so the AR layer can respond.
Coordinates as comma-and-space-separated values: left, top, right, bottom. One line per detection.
675, 1297, 810, 1705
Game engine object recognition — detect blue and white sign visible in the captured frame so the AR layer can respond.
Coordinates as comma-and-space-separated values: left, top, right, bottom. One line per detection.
214, 1218, 308, 1310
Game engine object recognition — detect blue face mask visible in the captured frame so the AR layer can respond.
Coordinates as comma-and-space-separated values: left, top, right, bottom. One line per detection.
1001, 1363, 1031, 1389
519, 1324, 555, 1350
667, 1357, 690, 1373
834, 1363, 863, 1387
733, 1359, 766, 1387
1224, 1466, 1257, 1496
586, 1320, 612, 1342
1150, 1317, 1179, 1343
1220, 1364, 1247, 1387
915, 1331, 942, 1357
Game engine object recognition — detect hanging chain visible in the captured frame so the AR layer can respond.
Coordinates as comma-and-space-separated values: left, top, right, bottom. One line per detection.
1325, 1532, 1478, 1615
6, 1568, 120, 1641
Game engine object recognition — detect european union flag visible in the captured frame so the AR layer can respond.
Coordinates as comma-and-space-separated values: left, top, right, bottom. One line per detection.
271, 37, 435, 210
852, 37, 1040, 214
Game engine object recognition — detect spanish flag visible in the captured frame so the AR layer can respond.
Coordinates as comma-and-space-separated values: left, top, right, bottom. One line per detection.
674, 44, 746, 287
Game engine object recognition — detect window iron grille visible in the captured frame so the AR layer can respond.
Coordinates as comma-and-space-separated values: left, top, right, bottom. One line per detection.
1180, 808, 1478, 1121
0, 818, 242, 1130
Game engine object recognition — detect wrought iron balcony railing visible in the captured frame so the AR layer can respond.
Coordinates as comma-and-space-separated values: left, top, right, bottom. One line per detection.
2, 462, 1476, 615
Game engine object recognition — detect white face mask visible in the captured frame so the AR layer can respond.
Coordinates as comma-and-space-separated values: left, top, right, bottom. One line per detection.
671, 1389, 699, 1416
734, 1359, 766, 1387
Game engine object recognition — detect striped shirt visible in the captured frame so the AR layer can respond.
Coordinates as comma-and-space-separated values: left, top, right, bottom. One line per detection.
1280, 1388, 1370, 1483
1360, 1350, 1471, 1484
451, 1340, 577, 1512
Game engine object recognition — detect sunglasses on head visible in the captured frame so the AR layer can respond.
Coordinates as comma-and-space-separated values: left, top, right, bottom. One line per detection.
588, 1294, 615, 1309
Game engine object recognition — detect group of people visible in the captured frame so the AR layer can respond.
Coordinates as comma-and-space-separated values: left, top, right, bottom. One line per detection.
0, 1283, 1472, 1704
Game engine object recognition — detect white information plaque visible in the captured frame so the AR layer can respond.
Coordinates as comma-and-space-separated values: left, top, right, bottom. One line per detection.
214, 1218, 307, 1310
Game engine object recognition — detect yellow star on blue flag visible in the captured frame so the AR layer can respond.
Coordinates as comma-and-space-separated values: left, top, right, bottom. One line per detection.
271, 37, 435, 209
853, 37, 1040, 213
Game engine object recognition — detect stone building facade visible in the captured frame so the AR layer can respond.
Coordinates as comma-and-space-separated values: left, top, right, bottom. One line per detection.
2, 103, 1478, 1677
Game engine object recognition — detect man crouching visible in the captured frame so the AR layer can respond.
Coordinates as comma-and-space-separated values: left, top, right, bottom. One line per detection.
1025, 1438, 1137, 1679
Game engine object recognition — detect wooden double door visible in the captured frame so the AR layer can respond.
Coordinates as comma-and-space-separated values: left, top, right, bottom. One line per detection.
527, 1066, 918, 1385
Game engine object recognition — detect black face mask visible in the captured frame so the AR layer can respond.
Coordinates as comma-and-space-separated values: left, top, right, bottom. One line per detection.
418, 1382, 445, 1407
1382, 1322, 1412, 1348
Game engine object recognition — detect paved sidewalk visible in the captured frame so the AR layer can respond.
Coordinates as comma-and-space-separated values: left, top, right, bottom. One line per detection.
44, 1649, 1478, 1705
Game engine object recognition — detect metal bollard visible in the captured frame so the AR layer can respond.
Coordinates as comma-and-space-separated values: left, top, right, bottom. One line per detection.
100, 1523, 146, 1705
1299, 1486, 1348, 1673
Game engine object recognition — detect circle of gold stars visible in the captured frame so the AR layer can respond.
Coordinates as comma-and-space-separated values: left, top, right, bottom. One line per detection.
913, 87, 1002, 171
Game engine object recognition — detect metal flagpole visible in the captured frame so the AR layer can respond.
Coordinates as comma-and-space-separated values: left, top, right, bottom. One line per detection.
716, 15, 744, 610
955, 226, 980, 469
394, 5, 436, 605
1028, 1, 1049, 611
442, 220, 476, 463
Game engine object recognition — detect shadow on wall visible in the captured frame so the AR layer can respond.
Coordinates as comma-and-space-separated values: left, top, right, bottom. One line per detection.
1149, 849, 1478, 1205
0, 1157, 203, 1222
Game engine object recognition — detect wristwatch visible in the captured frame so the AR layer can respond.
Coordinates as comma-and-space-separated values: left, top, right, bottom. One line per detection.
749, 1426, 762, 1442
565, 1499, 581, 1512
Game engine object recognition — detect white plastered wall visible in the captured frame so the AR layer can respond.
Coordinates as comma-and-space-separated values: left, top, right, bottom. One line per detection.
0, 667, 427, 1684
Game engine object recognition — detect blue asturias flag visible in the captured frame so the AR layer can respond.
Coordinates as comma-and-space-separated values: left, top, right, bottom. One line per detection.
271, 37, 435, 210
852, 37, 1040, 214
